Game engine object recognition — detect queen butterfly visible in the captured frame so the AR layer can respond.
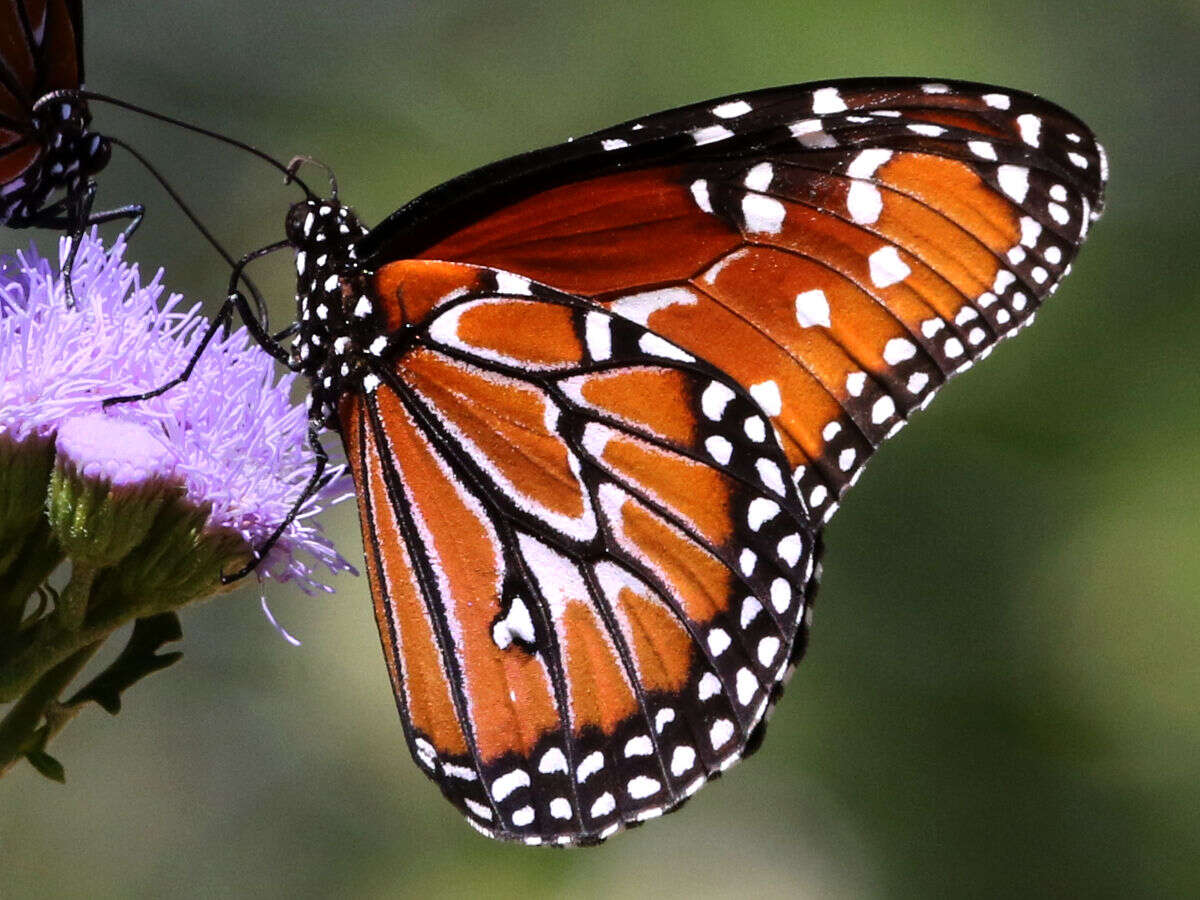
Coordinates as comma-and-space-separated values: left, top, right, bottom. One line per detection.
0, 2, 138, 249
138, 77, 1107, 844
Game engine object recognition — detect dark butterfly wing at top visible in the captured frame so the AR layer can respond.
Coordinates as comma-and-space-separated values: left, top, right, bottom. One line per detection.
0, 1, 97, 226
323, 78, 1106, 844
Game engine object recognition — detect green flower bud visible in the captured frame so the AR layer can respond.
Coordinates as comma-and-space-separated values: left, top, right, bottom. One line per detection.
0, 433, 55, 570
46, 415, 174, 570
93, 498, 253, 611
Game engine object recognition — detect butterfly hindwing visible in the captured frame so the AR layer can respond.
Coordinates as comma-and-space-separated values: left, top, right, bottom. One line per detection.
341, 262, 814, 844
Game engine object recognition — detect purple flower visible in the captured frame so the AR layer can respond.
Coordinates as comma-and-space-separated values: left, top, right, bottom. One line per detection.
0, 232, 353, 590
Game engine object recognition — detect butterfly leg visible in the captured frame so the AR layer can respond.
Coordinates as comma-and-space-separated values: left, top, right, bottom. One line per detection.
102, 296, 236, 407
271, 321, 301, 343
219, 420, 331, 584
57, 181, 144, 308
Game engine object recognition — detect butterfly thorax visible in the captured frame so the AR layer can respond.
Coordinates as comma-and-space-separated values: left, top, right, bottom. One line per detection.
4, 94, 110, 226
286, 198, 379, 428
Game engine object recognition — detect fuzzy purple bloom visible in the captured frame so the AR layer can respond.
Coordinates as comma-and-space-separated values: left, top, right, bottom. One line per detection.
0, 232, 354, 589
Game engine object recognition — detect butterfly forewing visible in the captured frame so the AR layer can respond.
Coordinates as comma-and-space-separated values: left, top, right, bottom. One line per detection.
324, 78, 1106, 844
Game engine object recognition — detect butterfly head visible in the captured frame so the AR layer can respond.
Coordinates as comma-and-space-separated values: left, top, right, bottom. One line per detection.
5, 92, 110, 225
285, 198, 364, 251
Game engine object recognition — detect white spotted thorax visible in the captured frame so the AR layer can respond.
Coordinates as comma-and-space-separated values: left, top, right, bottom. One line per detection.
285, 199, 374, 426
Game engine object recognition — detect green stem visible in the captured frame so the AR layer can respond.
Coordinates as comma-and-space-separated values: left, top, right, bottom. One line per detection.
0, 571, 187, 704
0, 642, 99, 776
54, 563, 96, 632
0, 525, 62, 649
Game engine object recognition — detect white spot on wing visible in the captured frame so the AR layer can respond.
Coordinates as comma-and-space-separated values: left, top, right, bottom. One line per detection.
883, 337, 917, 364
758, 636, 780, 666
713, 99, 752, 118
747, 497, 780, 531
491, 595, 535, 649
997, 165, 1030, 203
847, 182, 883, 224
795, 289, 831, 328
495, 271, 532, 294
1016, 113, 1041, 147
692, 124, 734, 145
743, 416, 766, 443
628, 776, 661, 799
739, 549, 757, 576
871, 395, 896, 424
709, 719, 735, 749
539, 748, 568, 774
749, 380, 783, 416
756, 458, 785, 496
707, 628, 732, 657
465, 799, 493, 820
671, 745, 696, 776
868, 246, 911, 288
638, 332, 694, 362
845, 148, 892, 225
1020, 216, 1043, 247
811, 87, 846, 114
577, 751, 604, 782
705, 434, 733, 465
590, 792, 616, 818
585, 311, 612, 361
611, 286, 696, 326
741, 193, 786, 234
968, 140, 997, 160
511, 806, 535, 826
777, 533, 802, 567
491, 768, 530, 802
741, 596, 762, 628
736, 668, 758, 705
789, 118, 837, 148
770, 578, 791, 613
625, 735, 653, 757
744, 161, 774, 192
701, 381, 735, 420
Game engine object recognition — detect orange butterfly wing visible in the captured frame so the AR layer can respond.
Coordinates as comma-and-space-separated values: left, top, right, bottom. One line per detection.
338, 79, 1106, 843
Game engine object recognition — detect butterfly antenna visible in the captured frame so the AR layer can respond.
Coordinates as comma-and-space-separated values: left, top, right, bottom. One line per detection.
107, 135, 271, 325
287, 156, 338, 200
37, 89, 317, 200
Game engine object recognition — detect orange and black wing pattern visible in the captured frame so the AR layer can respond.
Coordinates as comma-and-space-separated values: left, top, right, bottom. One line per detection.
0, 0, 86, 223
342, 264, 813, 844
337, 78, 1106, 844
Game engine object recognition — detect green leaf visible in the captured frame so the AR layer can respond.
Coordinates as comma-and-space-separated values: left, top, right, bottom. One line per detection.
25, 748, 66, 783
67, 613, 184, 714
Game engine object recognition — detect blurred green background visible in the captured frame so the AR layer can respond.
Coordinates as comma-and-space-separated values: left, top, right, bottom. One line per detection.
3, 0, 1198, 896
